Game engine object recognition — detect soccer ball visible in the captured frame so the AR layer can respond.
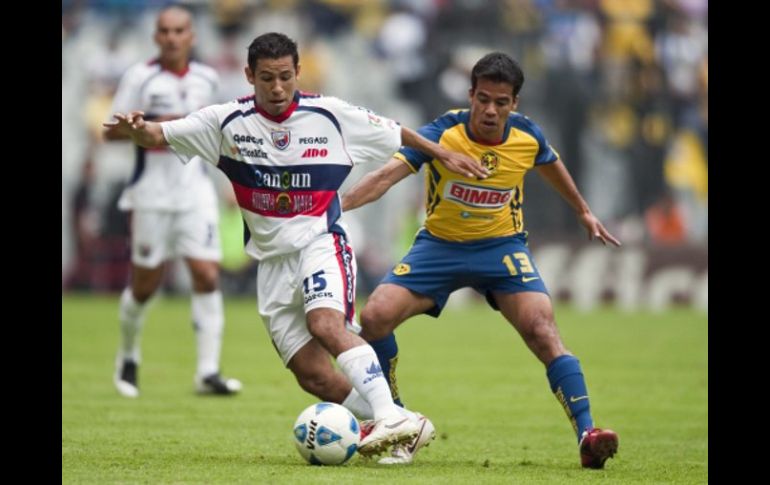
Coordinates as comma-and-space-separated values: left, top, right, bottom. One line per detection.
292, 402, 361, 465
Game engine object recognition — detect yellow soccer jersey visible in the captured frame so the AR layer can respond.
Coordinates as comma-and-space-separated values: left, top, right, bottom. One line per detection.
395, 109, 560, 241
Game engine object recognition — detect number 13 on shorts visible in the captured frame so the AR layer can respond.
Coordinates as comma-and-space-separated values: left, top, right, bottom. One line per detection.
502, 252, 535, 276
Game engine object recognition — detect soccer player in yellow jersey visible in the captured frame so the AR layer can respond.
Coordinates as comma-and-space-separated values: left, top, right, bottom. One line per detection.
342, 52, 621, 468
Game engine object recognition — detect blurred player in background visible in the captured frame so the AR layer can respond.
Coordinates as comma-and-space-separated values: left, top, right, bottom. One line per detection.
104, 32, 486, 457
105, 5, 241, 398
343, 52, 620, 468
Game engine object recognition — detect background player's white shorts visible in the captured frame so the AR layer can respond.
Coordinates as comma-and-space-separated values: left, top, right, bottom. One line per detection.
258, 232, 360, 366
130, 205, 221, 268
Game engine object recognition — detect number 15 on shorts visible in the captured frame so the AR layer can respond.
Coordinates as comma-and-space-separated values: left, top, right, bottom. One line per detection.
303, 270, 327, 294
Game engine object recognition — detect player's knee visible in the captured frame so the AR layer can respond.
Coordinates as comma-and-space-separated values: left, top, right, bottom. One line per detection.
361, 301, 395, 331
296, 369, 337, 400
522, 313, 557, 344
360, 310, 392, 342
524, 313, 566, 361
306, 314, 345, 344
191, 266, 219, 292
131, 283, 156, 303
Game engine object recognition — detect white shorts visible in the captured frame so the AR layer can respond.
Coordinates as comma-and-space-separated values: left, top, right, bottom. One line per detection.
258, 232, 360, 366
130, 206, 221, 268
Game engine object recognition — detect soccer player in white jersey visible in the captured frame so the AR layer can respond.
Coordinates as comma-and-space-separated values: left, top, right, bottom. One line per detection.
104, 6, 241, 398
105, 32, 487, 457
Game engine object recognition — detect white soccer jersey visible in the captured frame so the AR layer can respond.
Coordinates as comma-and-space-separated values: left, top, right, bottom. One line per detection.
162, 91, 402, 261
111, 60, 219, 211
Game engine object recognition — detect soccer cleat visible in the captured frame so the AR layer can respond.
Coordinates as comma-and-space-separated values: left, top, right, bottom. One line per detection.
360, 419, 375, 440
580, 427, 619, 469
114, 359, 139, 398
378, 413, 436, 465
195, 372, 242, 395
357, 415, 419, 457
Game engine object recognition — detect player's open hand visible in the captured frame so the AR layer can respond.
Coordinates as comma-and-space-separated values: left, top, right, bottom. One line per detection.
578, 212, 621, 247
103, 111, 147, 138
439, 151, 489, 179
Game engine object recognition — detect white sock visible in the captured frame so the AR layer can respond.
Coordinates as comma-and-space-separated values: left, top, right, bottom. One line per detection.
118, 287, 148, 363
337, 345, 400, 420
192, 290, 224, 378
341, 389, 420, 423
341, 389, 374, 420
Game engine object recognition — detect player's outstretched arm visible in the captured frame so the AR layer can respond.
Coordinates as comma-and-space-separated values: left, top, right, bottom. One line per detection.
103, 111, 168, 148
536, 159, 621, 247
401, 126, 488, 179
341, 158, 412, 211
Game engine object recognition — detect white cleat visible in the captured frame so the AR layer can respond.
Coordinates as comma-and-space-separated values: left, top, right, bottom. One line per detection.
114, 359, 139, 398
378, 414, 436, 465
358, 415, 419, 457
195, 373, 242, 395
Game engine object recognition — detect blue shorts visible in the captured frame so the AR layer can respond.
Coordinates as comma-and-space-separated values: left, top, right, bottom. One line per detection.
381, 230, 549, 317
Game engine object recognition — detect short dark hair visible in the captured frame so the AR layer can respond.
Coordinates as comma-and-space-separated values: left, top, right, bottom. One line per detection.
471, 52, 524, 97
247, 32, 299, 72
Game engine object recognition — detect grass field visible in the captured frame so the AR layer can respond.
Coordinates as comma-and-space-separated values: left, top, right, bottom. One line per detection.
62, 294, 707, 484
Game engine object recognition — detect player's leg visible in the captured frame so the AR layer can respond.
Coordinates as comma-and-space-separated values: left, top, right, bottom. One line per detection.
306, 307, 404, 420
486, 233, 617, 467
299, 233, 418, 455
286, 332, 429, 451
277, 304, 426, 460
287, 337, 357, 401
256, 241, 383, 416
358, 286, 438, 464
115, 210, 168, 398
492, 292, 585, 423
360, 230, 459, 408
121, 264, 165, 357
493, 291, 617, 467
484, 234, 591, 437
359, 284, 434, 406
186, 257, 241, 394
177, 207, 240, 394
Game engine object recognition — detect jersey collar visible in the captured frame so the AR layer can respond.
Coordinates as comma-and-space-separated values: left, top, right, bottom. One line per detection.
254, 91, 300, 123
463, 111, 511, 146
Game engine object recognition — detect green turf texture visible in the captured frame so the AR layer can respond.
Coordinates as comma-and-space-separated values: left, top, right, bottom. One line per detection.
63, 294, 707, 484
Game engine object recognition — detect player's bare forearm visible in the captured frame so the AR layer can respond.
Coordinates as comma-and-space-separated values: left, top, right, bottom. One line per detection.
342, 158, 411, 211
536, 159, 621, 246
151, 114, 186, 122
535, 160, 590, 214
103, 129, 131, 141
103, 111, 168, 148
400, 127, 488, 179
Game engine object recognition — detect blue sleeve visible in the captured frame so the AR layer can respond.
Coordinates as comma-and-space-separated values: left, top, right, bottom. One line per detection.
509, 114, 559, 165
398, 111, 463, 171
528, 119, 559, 165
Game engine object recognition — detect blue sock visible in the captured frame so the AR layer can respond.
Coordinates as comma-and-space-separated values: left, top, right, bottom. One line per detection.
368, 334, 403, 407
546, 354, 594, 442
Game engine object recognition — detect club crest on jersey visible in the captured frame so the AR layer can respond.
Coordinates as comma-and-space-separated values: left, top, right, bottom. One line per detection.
271, 130, 291, 150
393, 263, 411, 275
480, 151, 499, 173
275, 193, 292, 214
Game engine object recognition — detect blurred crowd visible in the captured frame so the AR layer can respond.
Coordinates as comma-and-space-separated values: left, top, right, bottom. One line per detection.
62, 0, 707, 294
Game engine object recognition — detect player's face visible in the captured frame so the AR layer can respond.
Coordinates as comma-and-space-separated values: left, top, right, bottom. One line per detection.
245, 56, 300, 116
468, 79, 518, 143
154, 9, 194, 65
